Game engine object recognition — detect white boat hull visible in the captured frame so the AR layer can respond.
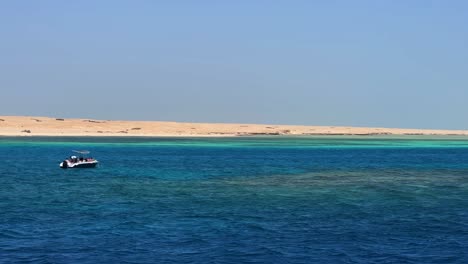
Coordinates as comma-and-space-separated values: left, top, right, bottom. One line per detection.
60, 160, 98, 168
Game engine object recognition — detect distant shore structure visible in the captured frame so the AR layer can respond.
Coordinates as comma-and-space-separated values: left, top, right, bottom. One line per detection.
1, 116, 467, 137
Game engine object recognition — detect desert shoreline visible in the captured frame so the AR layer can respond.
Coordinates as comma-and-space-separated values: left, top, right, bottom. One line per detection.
1, 116, 468, 137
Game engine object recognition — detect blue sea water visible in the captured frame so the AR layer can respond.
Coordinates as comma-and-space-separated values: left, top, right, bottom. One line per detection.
1, 136, 468, 263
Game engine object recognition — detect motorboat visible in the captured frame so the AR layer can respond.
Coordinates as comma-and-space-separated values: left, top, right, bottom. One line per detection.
60, 150, 98, 169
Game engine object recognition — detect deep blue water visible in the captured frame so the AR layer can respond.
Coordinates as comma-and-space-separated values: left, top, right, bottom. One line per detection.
1, 136, 468, 263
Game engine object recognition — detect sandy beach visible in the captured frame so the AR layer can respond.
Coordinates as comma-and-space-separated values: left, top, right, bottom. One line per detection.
0, 116, 467, 137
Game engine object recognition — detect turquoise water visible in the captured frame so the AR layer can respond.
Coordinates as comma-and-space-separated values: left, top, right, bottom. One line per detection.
1, 136, 468, 263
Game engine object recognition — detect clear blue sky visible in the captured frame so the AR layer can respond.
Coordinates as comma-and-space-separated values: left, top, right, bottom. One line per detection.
1, 1, 467, 129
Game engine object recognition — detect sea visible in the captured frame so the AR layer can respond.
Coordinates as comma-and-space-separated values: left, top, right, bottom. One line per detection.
1, 136, 468, 264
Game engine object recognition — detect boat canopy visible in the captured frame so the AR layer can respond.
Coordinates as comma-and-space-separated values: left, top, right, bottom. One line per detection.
72, 150, 90, 155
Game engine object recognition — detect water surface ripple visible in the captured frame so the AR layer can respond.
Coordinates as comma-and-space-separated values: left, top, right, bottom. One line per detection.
1, 136, 468, 263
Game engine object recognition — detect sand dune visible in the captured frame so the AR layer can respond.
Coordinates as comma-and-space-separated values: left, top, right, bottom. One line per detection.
0, 116, 467, 137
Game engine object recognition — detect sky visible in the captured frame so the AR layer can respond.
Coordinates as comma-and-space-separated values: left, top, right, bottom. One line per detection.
0, 1, 467, 129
